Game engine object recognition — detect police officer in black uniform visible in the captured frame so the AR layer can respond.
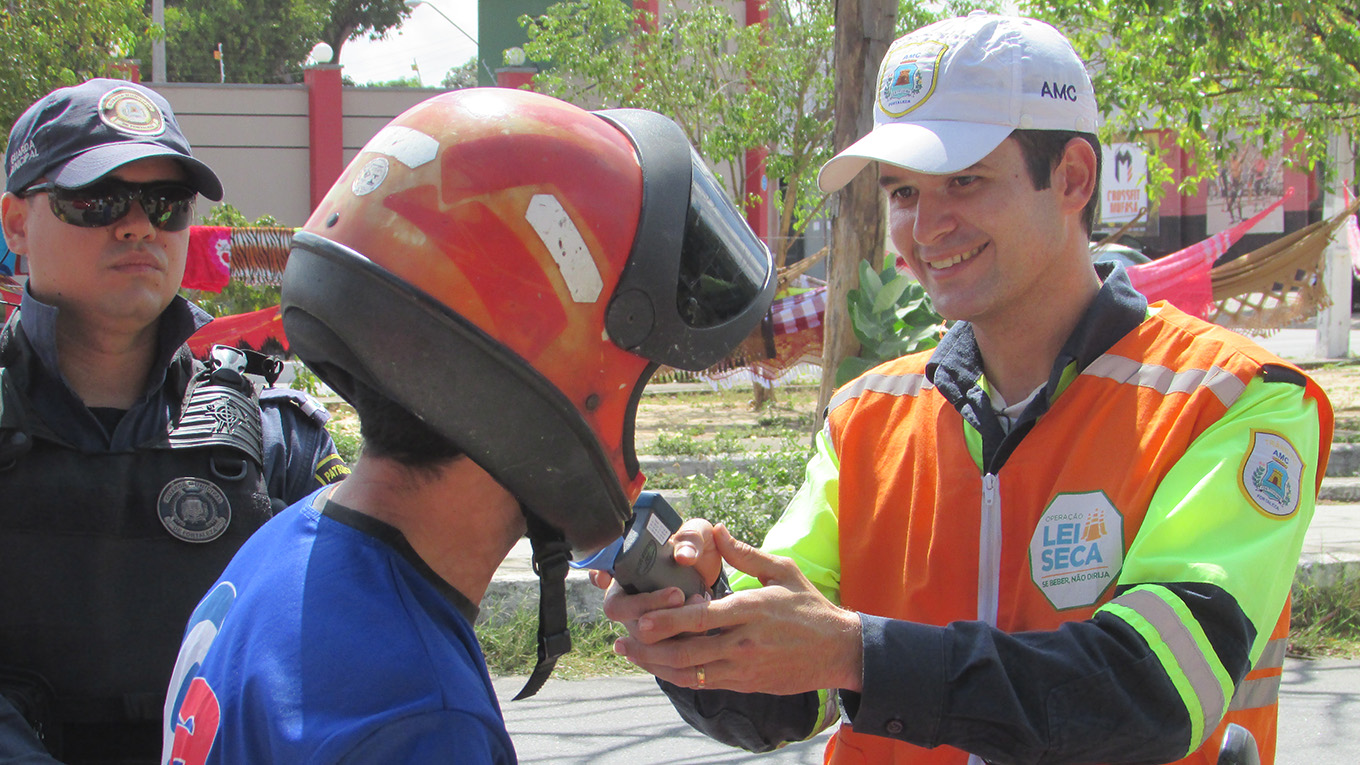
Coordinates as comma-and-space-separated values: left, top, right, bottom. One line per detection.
0, 79, 349, 764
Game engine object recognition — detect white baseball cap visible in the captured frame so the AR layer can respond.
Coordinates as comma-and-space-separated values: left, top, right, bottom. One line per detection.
817, 13, 1098, 193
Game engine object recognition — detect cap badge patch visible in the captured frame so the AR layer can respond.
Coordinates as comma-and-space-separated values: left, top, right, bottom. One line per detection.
99, 86, 166, 137
1241, 430, 1304, 518
158, 477, 231, 543
878, 39, 948, 117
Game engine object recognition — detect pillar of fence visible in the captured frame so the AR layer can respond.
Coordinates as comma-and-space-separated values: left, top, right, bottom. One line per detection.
1316, 132, 1355, 359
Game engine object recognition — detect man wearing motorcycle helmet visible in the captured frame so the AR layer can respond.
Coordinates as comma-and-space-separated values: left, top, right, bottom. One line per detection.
160, 87, 774, 763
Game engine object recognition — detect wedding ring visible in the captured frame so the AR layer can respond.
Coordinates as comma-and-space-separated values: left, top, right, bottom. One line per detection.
696, 665, 706, 688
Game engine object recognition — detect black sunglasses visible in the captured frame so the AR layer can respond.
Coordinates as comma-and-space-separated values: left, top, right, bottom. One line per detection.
22, 180, 197, 232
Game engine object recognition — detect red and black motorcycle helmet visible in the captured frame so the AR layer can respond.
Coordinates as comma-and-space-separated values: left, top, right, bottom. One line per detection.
281, 88, 774, 554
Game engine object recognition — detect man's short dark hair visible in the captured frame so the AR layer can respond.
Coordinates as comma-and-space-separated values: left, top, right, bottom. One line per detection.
1009, 129, 1102, 234
343, 378, 463, 470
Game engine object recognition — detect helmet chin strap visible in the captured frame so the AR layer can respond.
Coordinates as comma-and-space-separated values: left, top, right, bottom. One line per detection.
513, 510, 574, 700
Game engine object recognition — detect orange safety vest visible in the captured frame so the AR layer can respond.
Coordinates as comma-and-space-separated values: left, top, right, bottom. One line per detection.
823, 307, 1330, 765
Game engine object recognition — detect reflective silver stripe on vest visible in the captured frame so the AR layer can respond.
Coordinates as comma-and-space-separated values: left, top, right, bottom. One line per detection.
1228, 637, 1287, 711
1082, 356, 1247, 409
1115, 588, 1227, 743
1254, 637, 1288, 672
828, 371, 932, 414
1228, 673, 1281, 711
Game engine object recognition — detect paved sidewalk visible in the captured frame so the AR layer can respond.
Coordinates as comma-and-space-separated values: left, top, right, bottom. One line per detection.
495, 657, 1360, 764
1300, 501, 1360, 580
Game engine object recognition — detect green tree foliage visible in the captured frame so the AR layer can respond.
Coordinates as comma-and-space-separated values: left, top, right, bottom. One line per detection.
1022, 0, 1360, 193
359, 75, 422, 87
441, 57, 478, 90
157, 0, 326, 83
897, 0, 1002, 34
835, 259, 945, 386
521, 0, 833, 270
520, 0, 1002, 270
152, 0, 412, 84
320, 0, 411, 63
0, 0, 151, 149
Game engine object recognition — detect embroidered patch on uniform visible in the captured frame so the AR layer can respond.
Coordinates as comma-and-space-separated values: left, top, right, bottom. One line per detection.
158, 477, 232, 543
1240, 431, 1303, 518
877, 39, 948, 117
1029, 492, 1124, 610
98, 87, 166, 137
315, 453, 350, 485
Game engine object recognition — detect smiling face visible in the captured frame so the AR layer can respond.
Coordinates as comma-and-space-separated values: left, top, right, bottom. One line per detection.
879, 137, 1093, 332
2, 156, 192, 334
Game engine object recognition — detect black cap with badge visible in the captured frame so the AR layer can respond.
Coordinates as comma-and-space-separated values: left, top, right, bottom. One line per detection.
5, 78, 223, 200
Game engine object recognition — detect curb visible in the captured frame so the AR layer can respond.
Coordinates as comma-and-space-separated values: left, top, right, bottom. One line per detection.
1320, 475, 1360, 502
1327, 443, 1360, 478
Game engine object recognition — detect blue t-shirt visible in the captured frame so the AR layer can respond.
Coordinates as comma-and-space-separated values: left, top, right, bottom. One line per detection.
162, 489, 516, 764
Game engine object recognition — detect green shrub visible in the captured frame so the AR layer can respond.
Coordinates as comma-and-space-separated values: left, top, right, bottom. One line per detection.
685, 437, 811, 546
1290, 572, 1360, 658
324, 404, 363, 464
651, 431, 705, 456
836, 260, 948, 386
476, 604, 639, 678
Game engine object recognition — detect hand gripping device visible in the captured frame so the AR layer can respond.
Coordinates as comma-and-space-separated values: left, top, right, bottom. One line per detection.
570, 492, 706, 599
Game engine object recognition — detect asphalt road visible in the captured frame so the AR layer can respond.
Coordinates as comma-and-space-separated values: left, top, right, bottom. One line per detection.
493, 656, 1360, 764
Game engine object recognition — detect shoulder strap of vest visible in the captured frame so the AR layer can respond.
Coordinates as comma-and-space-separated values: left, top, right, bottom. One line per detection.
167, 345, 266, 466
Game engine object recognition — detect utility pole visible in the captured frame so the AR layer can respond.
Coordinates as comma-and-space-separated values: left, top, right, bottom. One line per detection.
152, 0, 166, 82
817, 0, 896, 425
1316, 132, 1357, 358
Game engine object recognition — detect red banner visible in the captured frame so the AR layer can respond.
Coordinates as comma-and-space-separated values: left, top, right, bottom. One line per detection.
186, 305, 287, 358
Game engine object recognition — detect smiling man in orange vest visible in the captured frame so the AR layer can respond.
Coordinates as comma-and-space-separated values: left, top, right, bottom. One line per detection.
602, 12, 1331, 765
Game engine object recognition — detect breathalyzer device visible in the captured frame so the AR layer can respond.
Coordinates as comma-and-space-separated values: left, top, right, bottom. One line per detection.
570, 492, 706, 599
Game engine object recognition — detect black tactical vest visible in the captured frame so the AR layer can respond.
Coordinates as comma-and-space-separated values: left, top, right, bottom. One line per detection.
0, 332, 274, 763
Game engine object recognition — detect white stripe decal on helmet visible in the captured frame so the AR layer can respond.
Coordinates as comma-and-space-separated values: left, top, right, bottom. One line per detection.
526, 193, 603, 303
362, 125, 439, 168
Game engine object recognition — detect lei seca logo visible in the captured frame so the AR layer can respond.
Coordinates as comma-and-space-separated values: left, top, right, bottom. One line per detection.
1029, 492, 1124, 610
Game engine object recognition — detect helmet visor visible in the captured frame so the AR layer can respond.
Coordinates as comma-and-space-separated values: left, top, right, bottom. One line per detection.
677, 148, 772, 329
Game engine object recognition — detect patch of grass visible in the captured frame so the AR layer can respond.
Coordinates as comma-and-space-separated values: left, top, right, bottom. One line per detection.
650, 431, 706, 456
1289, 573, 1360, 658
643, 472, 690, 490
324, 403, 363, 464
477, 605, 642, 679
710, 429, 747, 455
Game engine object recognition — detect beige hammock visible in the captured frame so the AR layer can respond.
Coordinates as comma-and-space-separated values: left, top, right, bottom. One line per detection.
1208, 197, 1360, 334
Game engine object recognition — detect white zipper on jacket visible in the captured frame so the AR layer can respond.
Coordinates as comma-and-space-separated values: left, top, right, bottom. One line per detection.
970, 471, 1002, 765
977, 473, 1001, 626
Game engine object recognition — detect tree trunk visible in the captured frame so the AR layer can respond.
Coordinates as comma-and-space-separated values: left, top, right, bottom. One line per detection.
817, 0, 896, 429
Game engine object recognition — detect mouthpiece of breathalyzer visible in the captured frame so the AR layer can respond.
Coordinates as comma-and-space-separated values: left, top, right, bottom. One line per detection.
570, 492, 706, 599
